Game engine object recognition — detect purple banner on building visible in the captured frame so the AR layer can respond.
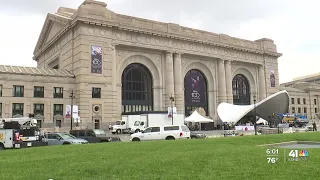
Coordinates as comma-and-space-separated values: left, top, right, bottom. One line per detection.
91, 45, 102, 74
184, 70, 206, 105
270, 69, 275, 87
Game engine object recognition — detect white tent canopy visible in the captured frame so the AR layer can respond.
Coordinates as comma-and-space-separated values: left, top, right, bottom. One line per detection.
185, 110, 214, 123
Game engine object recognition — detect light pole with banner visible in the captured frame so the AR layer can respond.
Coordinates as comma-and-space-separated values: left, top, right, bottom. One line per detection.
67, 90, 85, 130
253, 95, 257, 135
169, 95, 175, 125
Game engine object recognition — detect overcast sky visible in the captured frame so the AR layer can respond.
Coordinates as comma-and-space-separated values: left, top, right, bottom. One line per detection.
0, 0, 319, 83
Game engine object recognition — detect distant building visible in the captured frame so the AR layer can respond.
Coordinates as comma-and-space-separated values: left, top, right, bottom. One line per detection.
280, 73, 320, 120
0, 0, 282, 129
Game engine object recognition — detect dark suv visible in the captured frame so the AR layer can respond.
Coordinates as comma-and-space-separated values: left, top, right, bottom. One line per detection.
70, 129, 121, 143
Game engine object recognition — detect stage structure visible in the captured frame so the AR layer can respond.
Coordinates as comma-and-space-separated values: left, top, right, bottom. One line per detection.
217, 90, 289, 124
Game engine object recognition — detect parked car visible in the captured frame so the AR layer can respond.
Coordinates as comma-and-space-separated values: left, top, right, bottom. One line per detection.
70, 129, 121, 143
130, 125, 190, 141
190, 132, 206, 139
42, 132, 88, 146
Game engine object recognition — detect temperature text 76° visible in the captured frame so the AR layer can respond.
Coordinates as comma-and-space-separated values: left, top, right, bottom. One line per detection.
267, 157, 278, 164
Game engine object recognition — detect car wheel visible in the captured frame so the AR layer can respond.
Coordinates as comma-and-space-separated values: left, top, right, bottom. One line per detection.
132, 138, 140, 141
63, 142, 71, 145
191, 136, 197, 139
111, 132, 116, 134
165, 136, 175, 140
116, 129, 121, 134
0, 144, 5, 150
135, 129, 140, 133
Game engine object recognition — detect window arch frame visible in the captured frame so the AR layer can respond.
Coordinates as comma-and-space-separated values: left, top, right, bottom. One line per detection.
232, 74, 251, 105
121, 63, 153, 113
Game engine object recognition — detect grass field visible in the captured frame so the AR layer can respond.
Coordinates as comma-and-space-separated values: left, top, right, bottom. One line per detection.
1, 132, 320, 180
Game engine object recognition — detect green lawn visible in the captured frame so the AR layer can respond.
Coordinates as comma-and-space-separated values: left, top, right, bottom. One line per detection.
1, 132, 320, 180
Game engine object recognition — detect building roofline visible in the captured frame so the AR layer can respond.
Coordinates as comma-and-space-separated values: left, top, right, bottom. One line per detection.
0, 65, 75, 78
33, 0, 282, 60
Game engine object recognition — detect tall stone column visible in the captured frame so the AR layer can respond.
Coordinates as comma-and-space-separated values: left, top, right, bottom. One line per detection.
259, 65, 266, 101
111, 44, 120, 120
225, 60, 233, 104
173, 53, 183, 113
111, 44, 117, 92
218, 59, 227, 103
165, 52, 175, 109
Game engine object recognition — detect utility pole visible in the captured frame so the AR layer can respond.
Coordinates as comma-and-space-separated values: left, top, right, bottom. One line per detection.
70, 90, 74, 130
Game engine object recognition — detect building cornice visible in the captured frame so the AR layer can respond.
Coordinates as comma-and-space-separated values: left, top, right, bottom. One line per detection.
80, 18, 282, 57
34, 14, 282, 60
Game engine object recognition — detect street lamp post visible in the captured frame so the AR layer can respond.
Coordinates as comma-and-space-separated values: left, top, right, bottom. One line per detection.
69, 90, 75, 130
253, 95, 257, 135
169, 95, 175, 125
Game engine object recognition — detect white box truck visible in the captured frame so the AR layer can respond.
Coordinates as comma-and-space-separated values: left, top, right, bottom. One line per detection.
130, 113, 185, 133
111, 115, 140, 134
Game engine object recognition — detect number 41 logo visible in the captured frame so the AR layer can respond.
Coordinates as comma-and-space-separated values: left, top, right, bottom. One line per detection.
289, 150, 298, 157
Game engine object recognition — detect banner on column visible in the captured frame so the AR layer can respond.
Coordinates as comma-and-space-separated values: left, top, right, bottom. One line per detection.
270, 69, 275, 87
184, 70, 207, 105
65, 105, 79, 119
91, 45, 102, 74
168, 107, 177, 118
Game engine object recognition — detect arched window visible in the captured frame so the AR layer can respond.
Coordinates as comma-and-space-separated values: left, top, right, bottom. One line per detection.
184, 69, 208, 116
121, 63, 153, 113
232, 74, 250, 105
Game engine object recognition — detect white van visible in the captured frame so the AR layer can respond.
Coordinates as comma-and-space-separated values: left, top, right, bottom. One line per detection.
130, 125, 190, 141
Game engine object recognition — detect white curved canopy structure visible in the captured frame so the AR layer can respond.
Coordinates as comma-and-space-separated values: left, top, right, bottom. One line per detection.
185, 110, 214, 123
217, 90, 289, 123
256, 118, 268, 124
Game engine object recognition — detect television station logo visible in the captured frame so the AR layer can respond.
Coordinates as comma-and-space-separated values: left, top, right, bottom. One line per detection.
288, 149, 309, 161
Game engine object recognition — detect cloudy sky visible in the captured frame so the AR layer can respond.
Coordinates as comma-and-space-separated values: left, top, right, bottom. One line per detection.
0, 0, 319, 83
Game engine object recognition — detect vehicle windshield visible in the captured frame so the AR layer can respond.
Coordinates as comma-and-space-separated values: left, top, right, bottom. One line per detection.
93, 129, 106, 135
59, 133, 76, 139
115, 121, 121, 125
134, 121, 140, 126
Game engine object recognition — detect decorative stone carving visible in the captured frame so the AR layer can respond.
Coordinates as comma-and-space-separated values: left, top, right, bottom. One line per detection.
116, 50, 131, 67
209, 61, 215, 69
152, 54, 161, 68
88, 27, 94, 34
35, 114, 44, 120
115, 32, 121, 39
181, 42, 185, 48
88, 27, 277, 68
99, 29, 105, 36
53, 114, 64, 120
135, 34, 142, 42
145, 36, 151, 43
166, 51, 173, 58
181, 58, 187, 69
251, 67, 256, 74
126, 33, 132, 41
164, 39, 169, 46
155, 38, 160, 44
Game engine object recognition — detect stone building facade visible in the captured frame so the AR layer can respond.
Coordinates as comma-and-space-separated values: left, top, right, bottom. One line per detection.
0, 0, 282, 129
280, 74, 320, 120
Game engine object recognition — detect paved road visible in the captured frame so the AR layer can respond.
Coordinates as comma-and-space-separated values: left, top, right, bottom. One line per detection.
106, 130, 254, 142
106, 127, 313, 142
